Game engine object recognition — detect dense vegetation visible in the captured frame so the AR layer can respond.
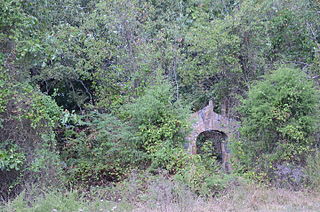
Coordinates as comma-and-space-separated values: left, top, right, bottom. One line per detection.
1, 0, 320, 210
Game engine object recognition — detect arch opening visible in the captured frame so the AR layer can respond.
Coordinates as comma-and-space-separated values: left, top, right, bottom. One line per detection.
196, 130, 228, 163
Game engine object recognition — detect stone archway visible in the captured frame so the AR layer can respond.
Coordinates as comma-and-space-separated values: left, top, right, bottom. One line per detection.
186, 100, 239, 172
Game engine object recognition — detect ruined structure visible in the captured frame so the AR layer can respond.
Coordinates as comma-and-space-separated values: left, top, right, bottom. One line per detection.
186, 100, 239, 171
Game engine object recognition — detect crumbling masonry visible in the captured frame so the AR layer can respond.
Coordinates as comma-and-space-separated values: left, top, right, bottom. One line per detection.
186, 100, 239, 171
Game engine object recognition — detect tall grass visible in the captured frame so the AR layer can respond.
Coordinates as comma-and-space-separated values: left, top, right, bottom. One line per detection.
1, 173, 320, 212
305, 151, 320, 191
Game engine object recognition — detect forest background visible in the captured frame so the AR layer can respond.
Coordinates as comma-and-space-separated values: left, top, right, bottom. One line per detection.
1, 0, 320, 211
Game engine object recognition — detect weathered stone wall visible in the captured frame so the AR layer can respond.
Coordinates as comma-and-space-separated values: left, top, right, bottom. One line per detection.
186, 100, 239, 171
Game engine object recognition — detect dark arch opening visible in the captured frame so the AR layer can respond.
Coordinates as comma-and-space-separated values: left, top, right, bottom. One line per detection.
196, 130, 228, 163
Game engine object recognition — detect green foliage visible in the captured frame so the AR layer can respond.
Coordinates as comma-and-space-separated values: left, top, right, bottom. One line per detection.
181, 15, 241, 110
0, 142, 25, 171
0, 80, 63, 200
124, 77, 190, 173
20, 85, 62, 129
0, 73, 9, 111
238, 67, 319, 175
198, 140, 220, 168
2, 190, 84, 212
0, 0, 45, 72
149, 145, 190, 174
267, 1, 317, 63
61, 112, 144, 186
175, 154, 230, 197
230, 139, 267, 181
179, 0, 320, 110
1, 187, 133, 212
174, 135, 230, 197
1, 0, 320, 199
0, 71, 10, 127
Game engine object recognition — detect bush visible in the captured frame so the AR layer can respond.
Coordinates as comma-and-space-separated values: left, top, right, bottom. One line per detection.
124, 77, 191, 173
60, 77, 191, 186
237, 67, 319, 179
0, 81, 63, 201
61, 112, 146, 186
175, 153, 231, 197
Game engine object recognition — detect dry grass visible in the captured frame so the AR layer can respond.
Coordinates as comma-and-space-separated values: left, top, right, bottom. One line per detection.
133, 183, 320, 212
207, 184, 320, 212
2, 177, 320, 212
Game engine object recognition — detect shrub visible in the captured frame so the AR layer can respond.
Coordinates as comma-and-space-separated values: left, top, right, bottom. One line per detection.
0, 80, 63, 200
61, 112, 145, 186
237, 67, 319, 180
124, 77, 191, 173
175, 153, 231, 197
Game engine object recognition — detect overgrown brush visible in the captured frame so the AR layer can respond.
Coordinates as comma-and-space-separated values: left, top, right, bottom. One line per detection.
304, 151, 320, 191
2, 178, 320, 212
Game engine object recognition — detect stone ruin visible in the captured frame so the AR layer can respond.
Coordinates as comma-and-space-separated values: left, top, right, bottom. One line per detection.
186, 100, 239, 172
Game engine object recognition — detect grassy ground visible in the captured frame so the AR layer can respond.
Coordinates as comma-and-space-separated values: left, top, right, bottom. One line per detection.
132, 184, 320, 212
201, 184, 320, 212
1, 182, 320, 212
